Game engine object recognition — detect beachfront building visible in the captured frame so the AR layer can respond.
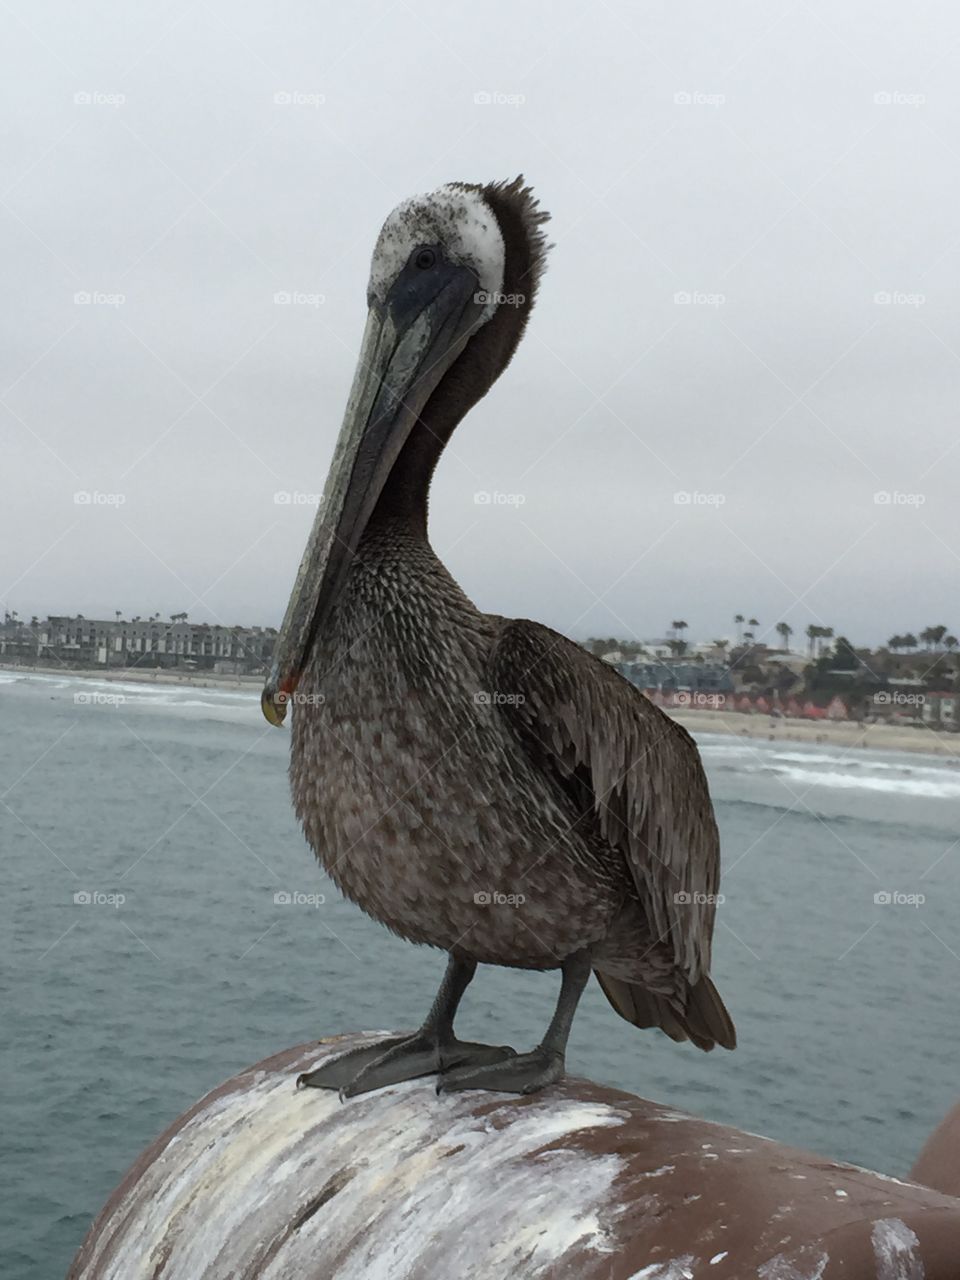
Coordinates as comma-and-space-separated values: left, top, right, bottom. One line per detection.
922, 692, 960, 732
619, 658, 734, 695
10, 616, 277, 675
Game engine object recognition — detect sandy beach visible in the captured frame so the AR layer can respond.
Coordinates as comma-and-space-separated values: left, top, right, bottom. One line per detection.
4, 663, 959, 759
671, 708, 960, 759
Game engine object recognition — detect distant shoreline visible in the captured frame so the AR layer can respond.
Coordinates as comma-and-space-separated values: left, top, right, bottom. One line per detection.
4, 662, 959, 761
670, 708, 960, 760
0, 662, 263, 691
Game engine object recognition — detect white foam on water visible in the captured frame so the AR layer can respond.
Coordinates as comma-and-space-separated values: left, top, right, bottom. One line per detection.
772, 764, 960, 799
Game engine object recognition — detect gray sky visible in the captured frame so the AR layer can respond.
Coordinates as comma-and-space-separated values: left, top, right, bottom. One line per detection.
3, 0, 960, 648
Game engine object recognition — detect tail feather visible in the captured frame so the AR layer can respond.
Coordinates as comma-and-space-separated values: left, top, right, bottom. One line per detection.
595, 970, 736, 1052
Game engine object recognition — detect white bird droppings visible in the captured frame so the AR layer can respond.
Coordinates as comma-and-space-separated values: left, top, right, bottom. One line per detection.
871, 1217, 924, 1280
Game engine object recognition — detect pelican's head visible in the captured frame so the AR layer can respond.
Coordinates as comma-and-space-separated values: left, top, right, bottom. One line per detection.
263, 178, 550, 726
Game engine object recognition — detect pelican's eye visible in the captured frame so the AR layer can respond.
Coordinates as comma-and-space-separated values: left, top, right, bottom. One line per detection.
414, 247, 437, 270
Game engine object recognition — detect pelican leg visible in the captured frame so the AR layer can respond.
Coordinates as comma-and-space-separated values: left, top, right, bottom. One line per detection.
438, 950, 591, 1096
297, 954, 516, 1097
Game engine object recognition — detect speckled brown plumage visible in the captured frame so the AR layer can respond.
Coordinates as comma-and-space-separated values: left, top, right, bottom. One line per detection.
291, 519, 734, 1048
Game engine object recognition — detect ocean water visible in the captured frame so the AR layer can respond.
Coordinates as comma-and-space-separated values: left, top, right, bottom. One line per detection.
3, 671, 960, 1278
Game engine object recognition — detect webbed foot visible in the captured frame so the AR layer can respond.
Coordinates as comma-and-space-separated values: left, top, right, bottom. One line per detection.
436, 1046, 565, 1096
297, 1033, 516, 1098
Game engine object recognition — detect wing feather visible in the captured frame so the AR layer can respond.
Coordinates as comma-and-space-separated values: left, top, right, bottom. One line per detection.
489, 618, 721, 983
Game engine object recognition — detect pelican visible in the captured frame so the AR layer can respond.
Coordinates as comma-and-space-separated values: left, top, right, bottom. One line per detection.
262, 177, 735, 1096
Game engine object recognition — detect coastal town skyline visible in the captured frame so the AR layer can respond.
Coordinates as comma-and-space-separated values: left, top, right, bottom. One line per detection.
3, 605, 958, 664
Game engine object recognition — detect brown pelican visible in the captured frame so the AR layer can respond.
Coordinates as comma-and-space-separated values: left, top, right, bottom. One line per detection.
262, 177, 735, 1096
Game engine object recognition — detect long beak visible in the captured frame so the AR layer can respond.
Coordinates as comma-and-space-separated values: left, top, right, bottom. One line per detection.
262, 262, 480, 726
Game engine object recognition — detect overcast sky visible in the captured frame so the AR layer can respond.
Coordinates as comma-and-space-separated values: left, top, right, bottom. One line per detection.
3, 0, 960, 647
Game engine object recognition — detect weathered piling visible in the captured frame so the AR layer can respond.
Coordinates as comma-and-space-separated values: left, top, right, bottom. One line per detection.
69, 1031, 960, 1278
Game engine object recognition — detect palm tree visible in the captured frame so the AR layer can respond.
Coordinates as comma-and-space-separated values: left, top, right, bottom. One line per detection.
674, 620, 688, 645
734, 614, 744, 643
806, 623, 820, 657
775, 622, 792, 651
903, 633, 918, 652
115, 610, 122, 622
887, 635, 902, 652
818, 626, 834, 657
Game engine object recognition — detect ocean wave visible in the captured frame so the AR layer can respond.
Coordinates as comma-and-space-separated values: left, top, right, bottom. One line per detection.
1, 670, 259, 704
769, 764, 960, 799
